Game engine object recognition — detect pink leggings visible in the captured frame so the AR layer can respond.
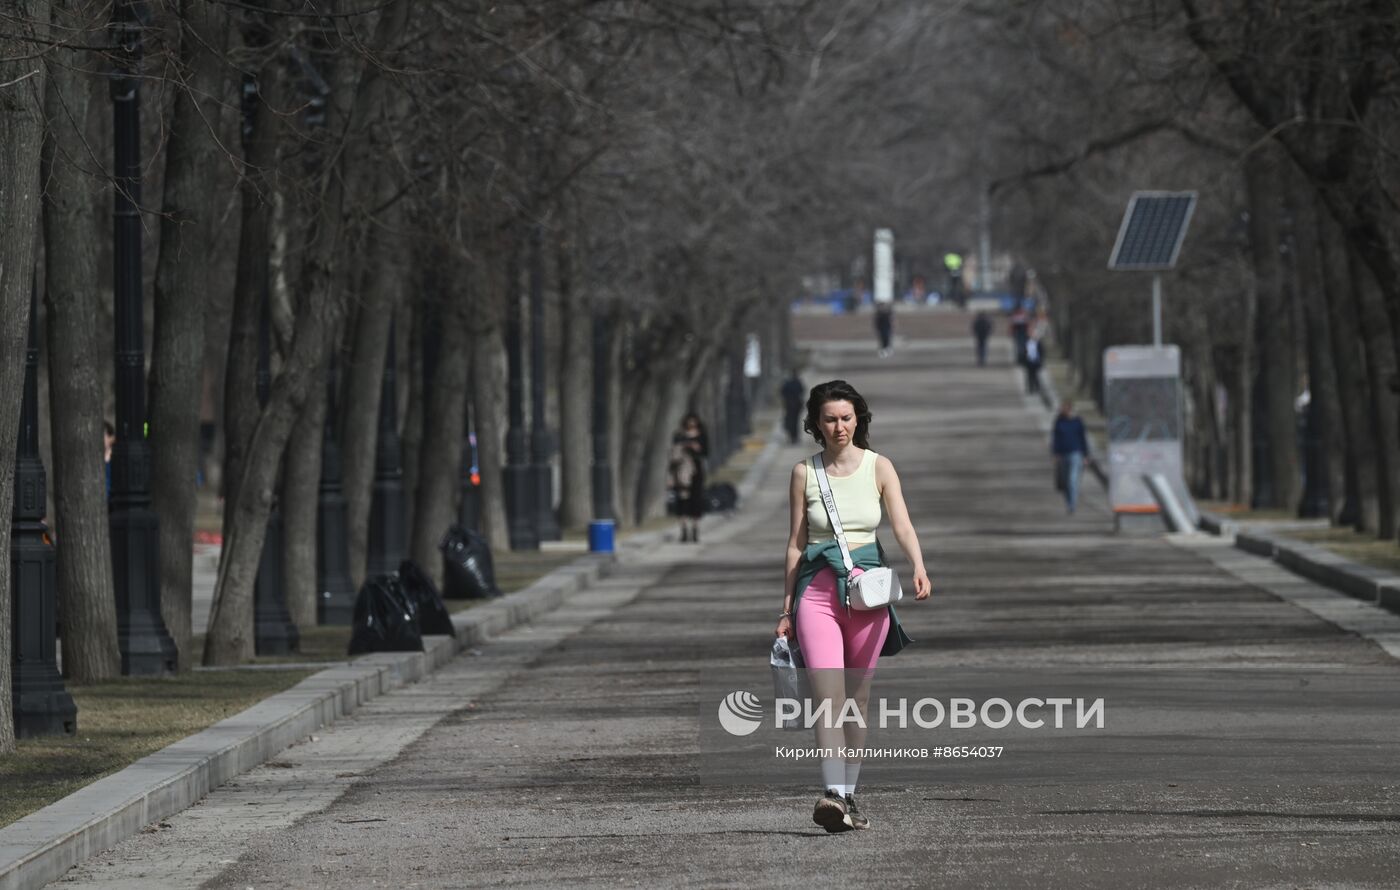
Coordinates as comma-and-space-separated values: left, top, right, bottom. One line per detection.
796, 568, 891, 670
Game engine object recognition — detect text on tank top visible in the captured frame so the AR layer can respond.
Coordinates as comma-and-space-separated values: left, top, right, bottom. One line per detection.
805, 449, 882, 547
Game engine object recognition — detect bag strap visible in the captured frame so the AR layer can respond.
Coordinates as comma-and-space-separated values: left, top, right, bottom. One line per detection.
812, 454, 855, 574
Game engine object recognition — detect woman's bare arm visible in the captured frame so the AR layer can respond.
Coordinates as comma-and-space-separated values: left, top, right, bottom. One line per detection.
777, 461, 809, 635
876, 455, 931, 599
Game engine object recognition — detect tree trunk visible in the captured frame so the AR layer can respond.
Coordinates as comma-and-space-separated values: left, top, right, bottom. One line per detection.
619, 353, 661, 526
555, 234, 592, 531
340, 237, 402, 588
41, 2, 120, 681
0, 0, 49, 752
638, 372, 691, 524
150, 0, 230, 670
222, 43, 282, 533
1318, 200, 1379, 531
401, 294, 424, 552
1349, 249, 1400, 540
204, 0, 413, 665
280, 363, 324, 630
411, 292, 470, 582
470, 289, 510, 554
1288, 185, 1346, 522
1243, 150, 1301, 510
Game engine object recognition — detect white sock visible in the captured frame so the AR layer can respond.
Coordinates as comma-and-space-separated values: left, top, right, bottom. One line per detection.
845, 760, 861, 794
821, 759, 844, 793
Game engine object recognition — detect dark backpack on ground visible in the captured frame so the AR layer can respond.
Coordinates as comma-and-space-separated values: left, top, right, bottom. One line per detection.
398, 558, 456, 636
347, 574, 423, 655
439, 524, 503, 599
706, 482, 739, 513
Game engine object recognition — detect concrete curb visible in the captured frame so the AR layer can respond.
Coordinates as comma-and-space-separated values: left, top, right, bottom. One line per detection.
1196, 510, 1238, 539
0, 554, 613, 890
1195, 514, 1400, 617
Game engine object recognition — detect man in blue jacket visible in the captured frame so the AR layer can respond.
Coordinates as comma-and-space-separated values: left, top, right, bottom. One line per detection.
1051, 399, 1090, 514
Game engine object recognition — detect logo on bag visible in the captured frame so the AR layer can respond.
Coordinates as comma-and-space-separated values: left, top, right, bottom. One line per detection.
717, 691, 764, 736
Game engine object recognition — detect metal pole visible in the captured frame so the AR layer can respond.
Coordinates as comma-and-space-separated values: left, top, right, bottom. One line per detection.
12, 286, 77, 737
252, 288, 298, 654
367, 317, 408, 575
109, 0, 176, 676
316, 356, 356, 623
528, 224, 560, 541
503, 244, 538, 550
1152, 274, 1163, 347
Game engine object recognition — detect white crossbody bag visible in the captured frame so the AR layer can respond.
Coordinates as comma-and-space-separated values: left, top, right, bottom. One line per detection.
812, 454, 902, 611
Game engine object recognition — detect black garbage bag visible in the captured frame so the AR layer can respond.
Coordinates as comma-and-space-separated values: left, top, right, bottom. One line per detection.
438, 524, 503, 600
398, 558, 456, 636
347, 574, 423, 655
706, 482, 739, 513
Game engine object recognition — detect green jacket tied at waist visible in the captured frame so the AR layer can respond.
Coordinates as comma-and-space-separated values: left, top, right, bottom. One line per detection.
793, 539, 913, 657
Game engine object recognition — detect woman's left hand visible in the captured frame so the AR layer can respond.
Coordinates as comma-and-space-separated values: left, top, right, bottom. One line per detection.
912, 571, 932, 600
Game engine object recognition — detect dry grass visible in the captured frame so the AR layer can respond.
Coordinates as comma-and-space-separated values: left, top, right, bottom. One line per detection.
1196, 499, 1300, 523
0, 669, 315, 829
1288, 526, 1400, 575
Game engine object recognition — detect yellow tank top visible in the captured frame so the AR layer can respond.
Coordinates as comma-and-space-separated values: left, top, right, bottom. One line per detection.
805, 449, 882, 547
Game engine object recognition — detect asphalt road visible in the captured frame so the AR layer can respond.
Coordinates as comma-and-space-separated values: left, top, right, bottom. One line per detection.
55, 327, 1400, 889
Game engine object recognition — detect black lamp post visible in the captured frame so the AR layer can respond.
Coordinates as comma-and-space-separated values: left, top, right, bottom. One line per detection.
726, 344, 748, 459
367, 319, 407, 576
528, 225, 560, 541
252, 293, 298, 654
109, 0, 176, 676
11, 288, 78, 737
590, 307, 614, 523
317, 357, 356, 623
503, 246, 538, 550
1297, 394, 1329, 518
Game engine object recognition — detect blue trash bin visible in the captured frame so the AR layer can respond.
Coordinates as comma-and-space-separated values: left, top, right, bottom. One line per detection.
588, 520, 616, 553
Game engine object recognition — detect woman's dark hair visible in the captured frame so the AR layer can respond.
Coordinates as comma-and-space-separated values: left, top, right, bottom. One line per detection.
803, 380, 872, 449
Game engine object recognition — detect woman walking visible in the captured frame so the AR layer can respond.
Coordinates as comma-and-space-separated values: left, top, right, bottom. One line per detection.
775, 380, 930, 833
668, 413, 709, 542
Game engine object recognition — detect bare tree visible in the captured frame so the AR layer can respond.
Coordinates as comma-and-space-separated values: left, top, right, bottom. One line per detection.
0, 0, 51, 753
150, 0, 234, 670
41, 0, 121, 682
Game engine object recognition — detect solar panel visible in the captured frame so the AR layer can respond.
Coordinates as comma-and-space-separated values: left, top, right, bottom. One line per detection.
1108, 192, 1197, 270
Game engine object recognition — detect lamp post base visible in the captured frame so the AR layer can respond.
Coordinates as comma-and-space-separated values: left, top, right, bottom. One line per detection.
111, 506, 177, 676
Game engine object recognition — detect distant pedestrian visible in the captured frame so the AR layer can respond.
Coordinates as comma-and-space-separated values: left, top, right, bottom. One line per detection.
1023, 336, 1043, 395
1051, 399, 1090, 514
780, 371, 805, 444
668, 413, 708, 543
1009, 305, 1029, 365
776, 379, 930, 834
104, 420, 115, 499
972, 312, 993, 366
874, 303, 893, 358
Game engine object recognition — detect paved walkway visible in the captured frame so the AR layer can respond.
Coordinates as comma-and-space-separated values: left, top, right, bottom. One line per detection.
52, 332, 1400, 888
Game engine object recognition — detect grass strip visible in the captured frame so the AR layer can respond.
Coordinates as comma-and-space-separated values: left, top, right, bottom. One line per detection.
0, 669, 315, 829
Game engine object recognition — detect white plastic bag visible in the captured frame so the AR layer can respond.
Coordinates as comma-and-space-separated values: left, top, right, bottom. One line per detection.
770, 636, 806, 730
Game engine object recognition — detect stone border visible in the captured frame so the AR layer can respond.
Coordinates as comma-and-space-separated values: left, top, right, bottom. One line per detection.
1197, 510, 1400, 617
0, 555, 612, 890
